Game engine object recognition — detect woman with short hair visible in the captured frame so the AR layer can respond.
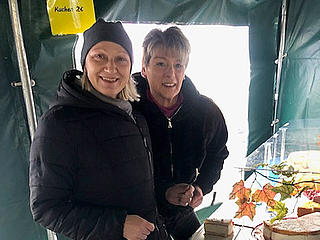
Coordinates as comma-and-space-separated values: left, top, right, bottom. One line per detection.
133, 26, 229, 239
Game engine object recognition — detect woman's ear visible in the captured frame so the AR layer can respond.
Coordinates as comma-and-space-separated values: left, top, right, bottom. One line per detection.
141, 66, 147, 78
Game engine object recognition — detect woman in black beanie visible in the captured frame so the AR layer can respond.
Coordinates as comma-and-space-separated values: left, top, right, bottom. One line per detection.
29, 19, 169, 240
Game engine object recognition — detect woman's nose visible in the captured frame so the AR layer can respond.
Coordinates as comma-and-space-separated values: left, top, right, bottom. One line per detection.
165, 64, 174, 76
103, 61, 116, 73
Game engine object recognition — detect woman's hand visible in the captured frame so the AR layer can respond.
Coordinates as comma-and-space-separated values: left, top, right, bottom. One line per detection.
189, 185, 203, 208
165, 183, 195, 206
123, 215, 155, 240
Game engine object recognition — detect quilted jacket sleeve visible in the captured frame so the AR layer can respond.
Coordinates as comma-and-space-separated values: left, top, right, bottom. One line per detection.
29, 111, 126, 240
194, 97, 229, 195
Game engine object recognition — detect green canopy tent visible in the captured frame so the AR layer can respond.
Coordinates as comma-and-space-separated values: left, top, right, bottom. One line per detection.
1, 0, 320, 239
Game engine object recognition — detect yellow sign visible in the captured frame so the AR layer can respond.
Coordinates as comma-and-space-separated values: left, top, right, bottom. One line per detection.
47, 0, 96, 35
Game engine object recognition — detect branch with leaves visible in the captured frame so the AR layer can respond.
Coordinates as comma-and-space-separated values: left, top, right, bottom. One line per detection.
229, 163, 320, 223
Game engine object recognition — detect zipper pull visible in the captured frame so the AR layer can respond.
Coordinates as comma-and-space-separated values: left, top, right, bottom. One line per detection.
168, 119, 172, 128
171, 164, 174, 178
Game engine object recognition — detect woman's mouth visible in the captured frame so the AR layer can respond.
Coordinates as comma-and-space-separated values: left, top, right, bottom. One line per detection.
162, 83, 176, 87
100, 76, 118, 82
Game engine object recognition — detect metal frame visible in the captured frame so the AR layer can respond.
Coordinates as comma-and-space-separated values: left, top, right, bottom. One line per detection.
272, 0, 288, 134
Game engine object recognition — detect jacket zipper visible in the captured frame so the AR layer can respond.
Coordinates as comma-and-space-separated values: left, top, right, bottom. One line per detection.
132, 116, 153, 176
167, 105, 182, 178
133, 117, 165, 238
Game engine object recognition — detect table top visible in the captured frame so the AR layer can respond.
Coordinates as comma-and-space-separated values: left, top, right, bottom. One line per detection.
190, 199, 265, 240
190, 172, 304, 240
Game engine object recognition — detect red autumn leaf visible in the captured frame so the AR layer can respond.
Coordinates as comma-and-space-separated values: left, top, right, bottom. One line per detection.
251, 183, 277, 207
229, 180, 251, 202
234, 199, 256, 220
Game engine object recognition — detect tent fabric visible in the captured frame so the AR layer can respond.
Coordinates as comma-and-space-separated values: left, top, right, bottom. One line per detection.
0, 1, 48, 240
94, 0, 249, 25
1, 0, 320, 239
246, 0, 281, 154
247, 0, 320, 154
1, 1, 75, 239
277, 0, 320, 126
0, 1, 250, 239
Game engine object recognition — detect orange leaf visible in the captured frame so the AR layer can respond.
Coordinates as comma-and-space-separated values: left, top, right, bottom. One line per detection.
251, 183, 277, 207
234, 200, 256, 220
229, 180, 251, 202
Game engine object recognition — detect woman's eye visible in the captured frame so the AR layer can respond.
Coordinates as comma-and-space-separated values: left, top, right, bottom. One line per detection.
175, 63, 183, 69
93, 54, 104, 60
115, 56, 129, 64
117, 56, 127, 62
156, 62, 165, 67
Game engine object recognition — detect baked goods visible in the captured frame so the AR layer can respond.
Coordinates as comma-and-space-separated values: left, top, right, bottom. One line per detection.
285, 150, 320, 173
263, 212, 320, 240
204, 233, 233, 240
284, 151, 320, 191
297, 201, 320, 217
204, 218, 233, 239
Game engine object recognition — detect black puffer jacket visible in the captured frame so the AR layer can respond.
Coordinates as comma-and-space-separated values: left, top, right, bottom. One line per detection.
29, 70, 167, 240
132, 73, 229, 238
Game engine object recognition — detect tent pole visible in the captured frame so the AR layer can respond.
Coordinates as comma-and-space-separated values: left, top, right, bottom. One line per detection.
7, 0, 37, 140
7, 0, 57, 240
272, 0, 288, 134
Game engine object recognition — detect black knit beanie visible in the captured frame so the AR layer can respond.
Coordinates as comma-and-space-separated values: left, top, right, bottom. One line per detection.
80, 18, 133, 69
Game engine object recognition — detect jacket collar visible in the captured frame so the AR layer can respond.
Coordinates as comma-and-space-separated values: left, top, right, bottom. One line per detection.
50, 70, 131, 120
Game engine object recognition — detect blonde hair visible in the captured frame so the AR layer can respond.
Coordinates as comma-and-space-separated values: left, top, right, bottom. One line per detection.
80, 70, 140, 102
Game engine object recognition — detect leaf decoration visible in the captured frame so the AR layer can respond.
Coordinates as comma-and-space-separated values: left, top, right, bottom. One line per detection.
282, 165, 296, 178
251, 183, 276, 207
271, 163, 295, 178
294, 186, 311, 198
268, 201, 288, 223
230, 162, 318, 223
256, 162, 297, 178
234, 200, 256, 220
229, 180, 251, 202
230, 180, 256, 220
272, 180, 295, 201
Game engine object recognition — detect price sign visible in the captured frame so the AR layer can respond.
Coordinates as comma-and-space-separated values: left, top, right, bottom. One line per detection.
47, 0, 96, 35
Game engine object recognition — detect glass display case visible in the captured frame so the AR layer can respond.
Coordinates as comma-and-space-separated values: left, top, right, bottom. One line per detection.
192, 119, 320, 240
245, 118, 320, 169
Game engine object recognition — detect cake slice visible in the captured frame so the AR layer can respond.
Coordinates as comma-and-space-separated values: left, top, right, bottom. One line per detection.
204, 232, 233, 240
204, 218, 233, 237
297, 201, 320, 217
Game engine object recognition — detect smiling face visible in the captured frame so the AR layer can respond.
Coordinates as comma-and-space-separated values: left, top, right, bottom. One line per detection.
142, 47, 186, 107
85, 41, 131, 98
